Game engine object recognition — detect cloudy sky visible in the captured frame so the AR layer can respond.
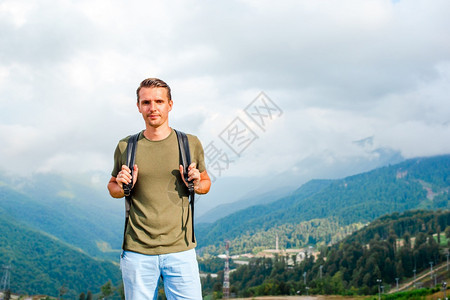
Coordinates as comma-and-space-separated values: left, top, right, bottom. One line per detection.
1, 0, 450, 206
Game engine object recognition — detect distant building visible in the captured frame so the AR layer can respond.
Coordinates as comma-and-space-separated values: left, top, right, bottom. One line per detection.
256, 246, 320, 265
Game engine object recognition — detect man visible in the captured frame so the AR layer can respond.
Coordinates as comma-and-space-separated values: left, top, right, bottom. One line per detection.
107, 78, 211, 299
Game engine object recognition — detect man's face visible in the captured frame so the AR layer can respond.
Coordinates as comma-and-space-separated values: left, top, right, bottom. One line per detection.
137, 87, 173, 129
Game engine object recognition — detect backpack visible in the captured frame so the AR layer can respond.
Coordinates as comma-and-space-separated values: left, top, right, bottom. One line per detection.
122, 129, 196, 249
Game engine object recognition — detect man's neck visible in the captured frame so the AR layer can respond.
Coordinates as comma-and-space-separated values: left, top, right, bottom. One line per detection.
143, 125, 172, 141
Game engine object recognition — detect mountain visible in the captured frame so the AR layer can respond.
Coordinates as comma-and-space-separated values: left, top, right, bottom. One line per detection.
0, 211, 121, 298
196, 154, 450, 254
201, 209, 449, 298
0, 173, 124, 261
196, 188, 292, 224
195, 145, 404, 219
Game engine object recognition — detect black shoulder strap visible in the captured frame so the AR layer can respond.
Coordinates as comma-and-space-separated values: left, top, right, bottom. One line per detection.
175, 130, 193, 191
124, 133, 139, 199
174, 129, 196, 243
122, 132, 139, 249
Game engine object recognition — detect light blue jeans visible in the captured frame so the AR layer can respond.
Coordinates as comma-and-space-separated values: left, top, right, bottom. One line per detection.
120, 249, 202, 300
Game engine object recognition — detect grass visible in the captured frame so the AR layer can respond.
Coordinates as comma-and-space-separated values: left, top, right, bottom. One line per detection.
435, 233, 449, 246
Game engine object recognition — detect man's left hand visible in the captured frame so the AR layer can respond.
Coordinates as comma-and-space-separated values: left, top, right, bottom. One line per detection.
179, 162, 201, 189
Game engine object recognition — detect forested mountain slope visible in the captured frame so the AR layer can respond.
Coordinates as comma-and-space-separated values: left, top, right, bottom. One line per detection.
197, 155, 450, 254
201, 209, 449, 298
0, 211, 121, 297
196, 189, 293, 224
0, 173, 123, 260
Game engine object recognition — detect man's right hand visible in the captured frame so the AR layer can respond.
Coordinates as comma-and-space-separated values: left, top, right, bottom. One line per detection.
116, 164, 139, 189
107, 164, 139, 198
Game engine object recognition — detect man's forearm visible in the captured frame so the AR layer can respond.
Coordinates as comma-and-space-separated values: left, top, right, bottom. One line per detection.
194, 180, 210, 194
194, 171, 211, 194
108, 177, 125, 198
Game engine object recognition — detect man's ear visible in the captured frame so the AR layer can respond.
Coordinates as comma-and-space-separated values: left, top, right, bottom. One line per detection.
168, 99, 173, 112
137, 100, 141, 113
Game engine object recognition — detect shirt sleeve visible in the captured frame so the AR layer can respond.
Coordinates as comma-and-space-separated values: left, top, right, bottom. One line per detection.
189, 135, 206, 173
111, 138, 128, 177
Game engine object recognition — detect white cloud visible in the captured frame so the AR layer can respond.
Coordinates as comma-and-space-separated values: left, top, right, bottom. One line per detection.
0, 0, 449, 183
0, 0, 37, 28
36, 151, 110, 174
0, 124, 42, 156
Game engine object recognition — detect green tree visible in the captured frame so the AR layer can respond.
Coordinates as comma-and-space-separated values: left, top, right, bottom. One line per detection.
330, 271, 345, 294
446, 226, 450, 246
118, 283, 125, 300
437, 225, 441, 244
100, 280, 113, 299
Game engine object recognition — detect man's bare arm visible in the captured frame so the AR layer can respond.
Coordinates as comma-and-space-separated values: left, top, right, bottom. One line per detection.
180, 163, 211, 194
195, 170, 211, 194
108, 176, 125, 198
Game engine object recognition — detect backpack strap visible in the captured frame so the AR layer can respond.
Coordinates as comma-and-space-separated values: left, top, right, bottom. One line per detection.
122, 132, 139, 250
174, 129, 196, 243
124, 133, 139, 199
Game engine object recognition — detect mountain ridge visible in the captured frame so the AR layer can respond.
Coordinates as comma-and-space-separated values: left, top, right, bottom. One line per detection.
197, 154, 450, 254
196, 188, 293, 224
0, 211, 121, 297
0, 173, 124, 261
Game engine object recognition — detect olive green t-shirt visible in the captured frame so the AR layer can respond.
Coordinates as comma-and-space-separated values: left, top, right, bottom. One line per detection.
112, 129, 206, 255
